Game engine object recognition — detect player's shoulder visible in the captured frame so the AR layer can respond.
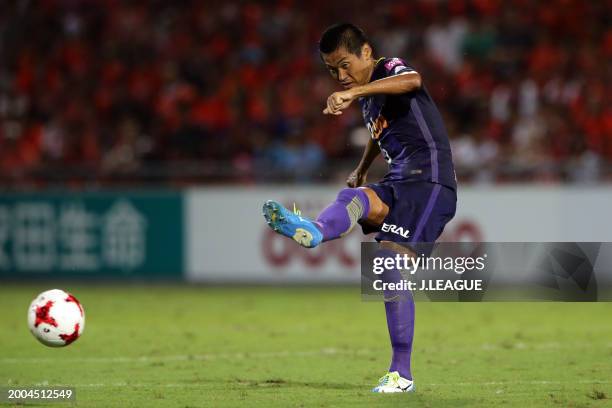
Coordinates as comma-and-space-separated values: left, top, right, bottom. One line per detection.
377, 57, 418, 77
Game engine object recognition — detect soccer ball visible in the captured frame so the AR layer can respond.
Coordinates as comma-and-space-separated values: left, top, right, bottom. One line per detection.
28, 289, 85, 347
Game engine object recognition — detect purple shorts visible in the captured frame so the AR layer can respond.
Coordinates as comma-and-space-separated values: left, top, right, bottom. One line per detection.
359, 181, 456, 251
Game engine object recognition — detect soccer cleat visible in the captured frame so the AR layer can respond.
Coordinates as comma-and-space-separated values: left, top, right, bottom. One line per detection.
372, 371, 415, 393
262, 200, 323, 248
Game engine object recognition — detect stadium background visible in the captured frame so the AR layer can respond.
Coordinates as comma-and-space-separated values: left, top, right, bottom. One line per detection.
1, 1, 611, 407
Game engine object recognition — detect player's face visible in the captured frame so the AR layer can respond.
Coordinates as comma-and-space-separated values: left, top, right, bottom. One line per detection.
322, 44, 373, 89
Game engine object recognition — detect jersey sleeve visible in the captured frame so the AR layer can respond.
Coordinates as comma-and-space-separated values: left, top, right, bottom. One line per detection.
382, 57, 417, 77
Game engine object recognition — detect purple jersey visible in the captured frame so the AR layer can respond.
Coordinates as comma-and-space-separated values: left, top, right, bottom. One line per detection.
359, 57, 456, 191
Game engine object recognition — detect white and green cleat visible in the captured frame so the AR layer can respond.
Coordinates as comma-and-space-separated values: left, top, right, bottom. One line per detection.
262, 200, 323, 248
372, 371, 415, 393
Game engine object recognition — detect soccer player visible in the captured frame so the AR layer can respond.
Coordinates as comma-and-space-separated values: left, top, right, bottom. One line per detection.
262, 23, 457, 393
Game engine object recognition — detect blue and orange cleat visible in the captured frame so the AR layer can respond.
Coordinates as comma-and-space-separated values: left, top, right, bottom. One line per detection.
262, 200, 323, 248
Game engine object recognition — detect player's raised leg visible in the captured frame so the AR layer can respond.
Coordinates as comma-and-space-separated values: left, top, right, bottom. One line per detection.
263, 187, 385, 249
315, 187, 370, 241
262, 200, 323, 248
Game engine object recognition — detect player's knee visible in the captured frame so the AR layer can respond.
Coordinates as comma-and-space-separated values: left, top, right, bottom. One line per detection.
335, 188, 369, 221
361, 188, 389, 225
336, 188, 361, 204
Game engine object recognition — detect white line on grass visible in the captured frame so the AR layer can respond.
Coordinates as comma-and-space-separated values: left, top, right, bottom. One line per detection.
0, 342, 607, 364
16, 380, 612, 389
0, 348, 373, 364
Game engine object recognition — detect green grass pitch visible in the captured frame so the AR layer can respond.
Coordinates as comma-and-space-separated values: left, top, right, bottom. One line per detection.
1, 285, 611, 407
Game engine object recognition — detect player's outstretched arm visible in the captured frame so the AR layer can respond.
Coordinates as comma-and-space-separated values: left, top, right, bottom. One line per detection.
347, 138, 380, 187
323, 72, 421, 115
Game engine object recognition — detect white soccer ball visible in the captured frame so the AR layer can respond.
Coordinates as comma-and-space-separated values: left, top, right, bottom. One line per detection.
28, 289, 85, 347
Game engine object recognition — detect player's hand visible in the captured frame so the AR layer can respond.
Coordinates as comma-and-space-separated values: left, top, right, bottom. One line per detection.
347, 168, 367, 187
323, 90, 355, 115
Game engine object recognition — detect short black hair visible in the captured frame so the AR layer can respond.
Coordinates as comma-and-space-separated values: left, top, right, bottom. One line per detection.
319, 23, 370, 57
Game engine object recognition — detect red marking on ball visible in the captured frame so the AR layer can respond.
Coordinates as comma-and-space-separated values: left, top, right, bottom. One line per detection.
59, 323, 80, 345
35, 301, 58, 328
65, 294, 84, 316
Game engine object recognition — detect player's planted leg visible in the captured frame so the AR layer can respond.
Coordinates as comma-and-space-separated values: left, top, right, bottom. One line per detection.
372, 247, 416, 393
385, 294, 415, 382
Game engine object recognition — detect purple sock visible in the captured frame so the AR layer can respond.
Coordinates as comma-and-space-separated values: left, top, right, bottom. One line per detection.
385, 297, 415, 379
380, 250, 415, 380
315, 188, 370, 242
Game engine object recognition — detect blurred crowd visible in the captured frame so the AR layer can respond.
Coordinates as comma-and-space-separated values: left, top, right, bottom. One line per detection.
0, 0, 610, 186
